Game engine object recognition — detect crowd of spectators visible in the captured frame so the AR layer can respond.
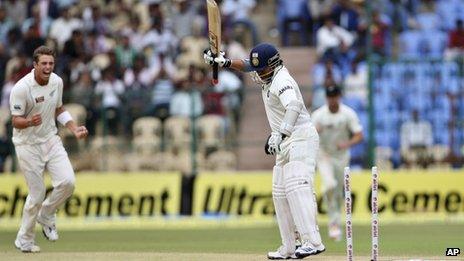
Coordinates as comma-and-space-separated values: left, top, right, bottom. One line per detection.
1, 0, 464, 171
0, 0, 250, 172
309, 0, 464, 168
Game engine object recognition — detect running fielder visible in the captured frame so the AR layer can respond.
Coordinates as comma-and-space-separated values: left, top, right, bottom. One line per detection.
10, 46, 88, 253
312, 85, 363, 241
204, 43, 325, 259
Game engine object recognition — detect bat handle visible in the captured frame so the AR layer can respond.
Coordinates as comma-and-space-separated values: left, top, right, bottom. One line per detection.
212, 63, 219, 85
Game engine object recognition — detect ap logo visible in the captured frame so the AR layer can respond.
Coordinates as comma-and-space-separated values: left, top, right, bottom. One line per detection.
446, 248, 460, 256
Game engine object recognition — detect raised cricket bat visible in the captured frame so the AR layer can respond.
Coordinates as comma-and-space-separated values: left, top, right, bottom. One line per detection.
206, 0, 221, 85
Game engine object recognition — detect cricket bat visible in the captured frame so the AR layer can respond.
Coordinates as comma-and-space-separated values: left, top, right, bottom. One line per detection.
206, 0, 221, 85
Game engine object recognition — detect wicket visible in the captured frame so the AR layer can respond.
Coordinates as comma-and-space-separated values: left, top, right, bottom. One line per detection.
343, 167, 354, 261
371, 166, 379, 261
344, 166, 380, 261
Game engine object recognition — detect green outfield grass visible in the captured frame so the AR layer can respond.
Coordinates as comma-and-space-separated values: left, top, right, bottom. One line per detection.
1, 223, 462, 260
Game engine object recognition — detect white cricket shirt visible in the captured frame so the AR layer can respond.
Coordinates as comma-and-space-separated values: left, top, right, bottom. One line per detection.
261, 66, 312, 133
312, 103, 362, 156
10, 69, 63, 145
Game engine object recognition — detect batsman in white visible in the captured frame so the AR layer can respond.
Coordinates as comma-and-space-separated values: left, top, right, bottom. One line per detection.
311, 85, 363, 241
9, 46, 88, 253
204, 43, 325, 259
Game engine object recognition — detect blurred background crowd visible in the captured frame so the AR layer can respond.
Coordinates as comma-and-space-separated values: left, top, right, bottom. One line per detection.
0, 0, 463, 173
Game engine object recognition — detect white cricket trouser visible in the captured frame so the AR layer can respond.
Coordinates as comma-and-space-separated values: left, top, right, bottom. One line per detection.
317, 150, 349, 227
15, 135, 75, 244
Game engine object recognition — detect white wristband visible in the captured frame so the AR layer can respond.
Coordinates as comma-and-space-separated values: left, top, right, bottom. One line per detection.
57, 111, 73, 126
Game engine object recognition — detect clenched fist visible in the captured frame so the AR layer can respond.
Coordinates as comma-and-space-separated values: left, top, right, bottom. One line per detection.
73, 126, 88, 139
29, 114, 42, 127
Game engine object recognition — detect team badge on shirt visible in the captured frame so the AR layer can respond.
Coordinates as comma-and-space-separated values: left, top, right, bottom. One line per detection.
35, 96, 45, 103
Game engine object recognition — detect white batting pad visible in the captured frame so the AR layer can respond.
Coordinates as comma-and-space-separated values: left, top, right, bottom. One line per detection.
283, 161, 322, 247
272, 165, 296, 254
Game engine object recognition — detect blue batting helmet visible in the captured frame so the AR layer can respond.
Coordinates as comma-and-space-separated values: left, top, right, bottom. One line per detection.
249, 43, 282, 71
249, 43, 283, 85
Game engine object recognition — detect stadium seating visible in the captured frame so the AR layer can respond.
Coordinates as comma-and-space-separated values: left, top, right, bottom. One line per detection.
89, 136, 127, 171
375, 146, 393, 170
398, 30, 423, 59
164, 116, 191, 153
132, 117, 162, 155
127, 117, 163, 171
431, 144, 451, 168
2, 0, 463, 172
205, 150, 237, 171
421, 30, 447, 59
196, 114, 225, 154
436, 0, 463, 30
171, 150, 205, 174
363, 59, 462, 168
416, 12, 441, 31
127, 151, 175, 172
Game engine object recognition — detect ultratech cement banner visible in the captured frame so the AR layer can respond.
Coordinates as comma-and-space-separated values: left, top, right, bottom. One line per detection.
0, 172, 181, 219
193, 171, 464, 222
193, 173, 274, 217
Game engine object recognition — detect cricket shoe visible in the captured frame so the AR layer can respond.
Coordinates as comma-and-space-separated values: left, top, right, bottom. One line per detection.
328, 224, 342, 242
37, 217, 59, 241
295, 242, 325, 258
267, 245, 298, 259
14, 239, 40, 253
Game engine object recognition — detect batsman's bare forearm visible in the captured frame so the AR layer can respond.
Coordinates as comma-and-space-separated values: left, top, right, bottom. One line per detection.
229, 59, 247, 72
12, 115, 32, 129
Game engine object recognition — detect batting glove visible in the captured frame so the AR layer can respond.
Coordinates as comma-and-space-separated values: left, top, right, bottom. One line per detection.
203, 49, 231, 68
203, 49, 215, 65
265, 132, 283, 155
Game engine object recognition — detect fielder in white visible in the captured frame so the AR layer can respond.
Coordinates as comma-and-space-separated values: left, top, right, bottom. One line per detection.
312, 85, 363, 241
205, 43, 325, 259
10, 46, 88, 253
